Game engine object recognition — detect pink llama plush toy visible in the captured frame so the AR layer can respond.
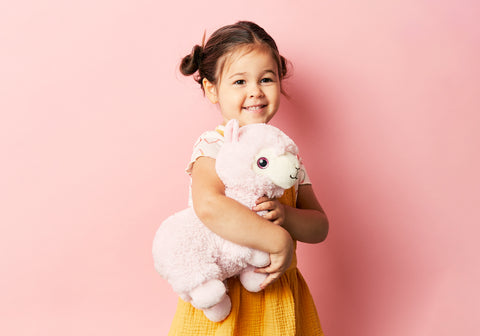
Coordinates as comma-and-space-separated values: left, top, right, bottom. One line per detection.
152, 119, 300, 322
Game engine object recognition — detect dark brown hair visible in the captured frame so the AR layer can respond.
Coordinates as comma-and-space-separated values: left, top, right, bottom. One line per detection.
180, 21, 289, 93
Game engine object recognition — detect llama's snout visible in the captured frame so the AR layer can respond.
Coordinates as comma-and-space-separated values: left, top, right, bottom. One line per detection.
253, 149, 300, 190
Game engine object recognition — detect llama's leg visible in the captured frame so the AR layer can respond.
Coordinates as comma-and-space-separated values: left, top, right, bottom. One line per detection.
202, 294, 232, 322
248, 250, 270, 267
239, 265, 268, 292
189, 279, 227, 309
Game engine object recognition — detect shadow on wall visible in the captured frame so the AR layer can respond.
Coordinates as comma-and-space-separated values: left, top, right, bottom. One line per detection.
285, 67, 450, 335
273, 68, 336, 167
274, 65, 408, 334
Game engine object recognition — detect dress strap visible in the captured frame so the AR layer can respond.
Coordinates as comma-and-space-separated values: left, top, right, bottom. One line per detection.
278, 187, 296, 207
215, 126, 224, 137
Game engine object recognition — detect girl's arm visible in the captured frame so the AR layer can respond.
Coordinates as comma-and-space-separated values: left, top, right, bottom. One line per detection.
254, 184, 329, 244
285, 184, 329, 243
191, 156, 294, 282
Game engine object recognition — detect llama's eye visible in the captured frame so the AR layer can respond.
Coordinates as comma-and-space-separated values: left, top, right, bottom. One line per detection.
257, 157, 269, 169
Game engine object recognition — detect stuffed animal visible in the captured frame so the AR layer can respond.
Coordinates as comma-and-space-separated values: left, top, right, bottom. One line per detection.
152, 119, 300, 322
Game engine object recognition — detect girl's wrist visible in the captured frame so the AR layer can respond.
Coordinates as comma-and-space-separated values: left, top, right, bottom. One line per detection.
269, 225, 293, 254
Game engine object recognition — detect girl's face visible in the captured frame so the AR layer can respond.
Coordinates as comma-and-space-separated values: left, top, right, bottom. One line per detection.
203, 47, 281, 126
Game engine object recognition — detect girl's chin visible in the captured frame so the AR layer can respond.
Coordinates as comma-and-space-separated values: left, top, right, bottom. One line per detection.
242, 113, 275, 125
223, 111, 276, 126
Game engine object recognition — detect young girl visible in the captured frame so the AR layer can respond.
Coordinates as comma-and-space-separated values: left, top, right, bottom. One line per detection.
169, 21, 328, 335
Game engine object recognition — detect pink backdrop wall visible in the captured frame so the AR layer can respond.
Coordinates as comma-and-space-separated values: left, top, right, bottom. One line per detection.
1, 1, 479, 335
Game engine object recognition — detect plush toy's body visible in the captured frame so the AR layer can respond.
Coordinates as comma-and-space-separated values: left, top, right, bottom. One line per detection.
152, 119, 300, 322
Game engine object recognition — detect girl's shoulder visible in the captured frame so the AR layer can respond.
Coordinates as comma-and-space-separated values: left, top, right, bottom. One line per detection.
186, 126, 225, 175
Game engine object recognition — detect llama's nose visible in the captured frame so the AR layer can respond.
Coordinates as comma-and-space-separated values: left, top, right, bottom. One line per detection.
290, 167, 300, 180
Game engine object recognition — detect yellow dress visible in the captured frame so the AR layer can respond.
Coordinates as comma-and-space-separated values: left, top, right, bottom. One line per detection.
168, 187, 324, 335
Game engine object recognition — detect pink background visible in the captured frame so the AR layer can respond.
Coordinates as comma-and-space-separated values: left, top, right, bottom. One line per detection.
1, 1, 479, 335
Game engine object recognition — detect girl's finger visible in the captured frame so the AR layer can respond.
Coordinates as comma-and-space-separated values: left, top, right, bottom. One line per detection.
254, 266, 270, 274
253, 201, 274, 211
260, 272, 280, 289
255, 196, 270, 205
255, 263, 282, 274
262, 211, 275, 220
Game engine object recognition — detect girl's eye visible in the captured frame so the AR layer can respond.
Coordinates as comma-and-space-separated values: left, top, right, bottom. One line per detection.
257, 157, 269, 169
234, 80, 246, 85
260, 77, 273, 83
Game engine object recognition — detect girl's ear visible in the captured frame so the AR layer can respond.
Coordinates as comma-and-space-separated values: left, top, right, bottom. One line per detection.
224, 119, 240, 143
203, 78, 218, 104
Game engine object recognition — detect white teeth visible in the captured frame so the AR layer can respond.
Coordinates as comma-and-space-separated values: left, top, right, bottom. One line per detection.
244, 105, 264, 111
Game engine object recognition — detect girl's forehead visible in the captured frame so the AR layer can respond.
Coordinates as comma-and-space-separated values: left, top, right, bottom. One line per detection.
219, 45, 278, 78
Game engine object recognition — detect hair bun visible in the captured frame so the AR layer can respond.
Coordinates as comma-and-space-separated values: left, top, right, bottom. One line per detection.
180, 45, 203, 76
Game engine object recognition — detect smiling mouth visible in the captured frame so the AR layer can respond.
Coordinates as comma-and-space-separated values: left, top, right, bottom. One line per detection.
242, 104, 267, 111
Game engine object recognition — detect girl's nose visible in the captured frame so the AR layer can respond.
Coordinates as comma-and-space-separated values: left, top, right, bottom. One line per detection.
249, 85, 264, 98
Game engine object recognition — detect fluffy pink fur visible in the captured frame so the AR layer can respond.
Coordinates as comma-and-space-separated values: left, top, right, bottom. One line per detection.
152, 119, 299, 322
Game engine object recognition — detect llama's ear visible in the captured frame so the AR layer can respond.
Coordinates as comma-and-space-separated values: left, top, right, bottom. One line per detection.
224, 119, 240, 143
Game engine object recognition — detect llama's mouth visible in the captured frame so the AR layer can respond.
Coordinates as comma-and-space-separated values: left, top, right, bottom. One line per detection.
290, 167, 300, 180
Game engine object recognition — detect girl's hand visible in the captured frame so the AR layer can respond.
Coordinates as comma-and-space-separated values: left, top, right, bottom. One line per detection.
253, 196, 286, 226
255, 232, 294, 289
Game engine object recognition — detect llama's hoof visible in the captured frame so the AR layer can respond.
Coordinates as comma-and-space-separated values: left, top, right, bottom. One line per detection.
190, 279, 226, 309
240, 266, 267, 292
203, 295, 231, 322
